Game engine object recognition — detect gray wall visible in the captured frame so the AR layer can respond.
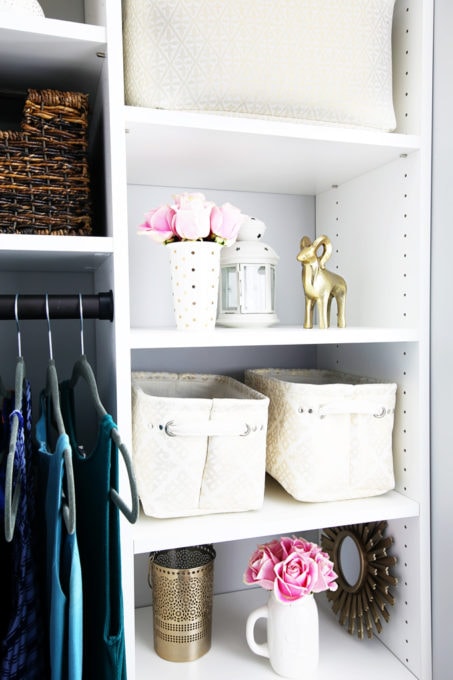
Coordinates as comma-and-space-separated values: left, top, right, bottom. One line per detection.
431, 2, 453, 678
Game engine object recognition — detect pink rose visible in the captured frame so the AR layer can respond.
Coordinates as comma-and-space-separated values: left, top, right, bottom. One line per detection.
273, 552, 320, 603
262, 538, 288, 562
243, 544, 281, 590
210, 203, 243, 245
285, 536, 312, 556
140, 205, 175, 243
268, 536, 313, 562
171, 192, 213, 240
140, 192, 245, 246
311, 550, 338, 593
244, 535, 338, 603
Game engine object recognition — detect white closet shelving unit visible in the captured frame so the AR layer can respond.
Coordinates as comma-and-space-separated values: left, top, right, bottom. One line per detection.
0, 1, 433, 679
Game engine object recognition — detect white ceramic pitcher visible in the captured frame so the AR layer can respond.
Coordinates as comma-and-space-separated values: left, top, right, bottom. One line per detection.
246, 591, 319, 678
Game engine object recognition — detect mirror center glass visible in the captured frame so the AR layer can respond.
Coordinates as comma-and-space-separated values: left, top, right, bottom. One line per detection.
339, 535, 362, 588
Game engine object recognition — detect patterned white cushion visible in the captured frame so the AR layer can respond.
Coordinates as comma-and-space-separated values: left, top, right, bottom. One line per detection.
123, 0, 396, 131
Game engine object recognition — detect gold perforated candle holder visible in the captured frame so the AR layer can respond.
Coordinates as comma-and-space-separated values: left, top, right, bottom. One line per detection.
148, 544, 216, 662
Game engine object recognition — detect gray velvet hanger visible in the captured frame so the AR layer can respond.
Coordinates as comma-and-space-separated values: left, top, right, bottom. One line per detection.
67, 295, 138, 524
4, 295, 25, 541
44, 294, 77, 536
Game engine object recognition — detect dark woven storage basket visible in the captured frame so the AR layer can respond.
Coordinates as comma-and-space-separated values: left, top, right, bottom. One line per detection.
0, 89, 92, 235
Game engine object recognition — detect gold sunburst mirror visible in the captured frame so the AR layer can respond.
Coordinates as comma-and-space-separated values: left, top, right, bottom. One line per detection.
321, 521, 398, 640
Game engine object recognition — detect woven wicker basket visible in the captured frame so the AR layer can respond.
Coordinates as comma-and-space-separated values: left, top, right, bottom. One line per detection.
0, 89, 92, 235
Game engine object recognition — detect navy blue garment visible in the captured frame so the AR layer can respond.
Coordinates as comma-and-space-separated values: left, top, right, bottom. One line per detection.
0, 381, 48, 679
35, 392, 83, 680
60, 381, 127, 680
0, 392, 13, 650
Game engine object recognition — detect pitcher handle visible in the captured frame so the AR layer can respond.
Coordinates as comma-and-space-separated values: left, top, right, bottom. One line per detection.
246, 605, 270, 659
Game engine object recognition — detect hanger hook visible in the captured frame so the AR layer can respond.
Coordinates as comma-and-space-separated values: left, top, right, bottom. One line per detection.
79, 293, 85, 356
14, 294, 22, 357
45, 294, 53, 360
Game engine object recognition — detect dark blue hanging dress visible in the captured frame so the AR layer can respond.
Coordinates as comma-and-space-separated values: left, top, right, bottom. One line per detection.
60, 380, 127, 680
0, 392, 13, 653
0, 381, 48, 679
35, 392, 83, 680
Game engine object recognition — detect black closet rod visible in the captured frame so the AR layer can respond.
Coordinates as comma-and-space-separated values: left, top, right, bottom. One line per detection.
0, 291, 114, 321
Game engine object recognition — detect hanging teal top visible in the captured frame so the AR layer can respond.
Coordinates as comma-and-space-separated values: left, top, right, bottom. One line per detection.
35, 395, 83, 680
60, 381, 127, 680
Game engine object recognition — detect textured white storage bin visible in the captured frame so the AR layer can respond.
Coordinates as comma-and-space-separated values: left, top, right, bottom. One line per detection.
245, 369, 396, 502
131, 372, 269, 518
122, 0, 396, 131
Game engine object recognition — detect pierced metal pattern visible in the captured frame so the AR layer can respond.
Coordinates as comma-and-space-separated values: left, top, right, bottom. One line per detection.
149, 545, 216, 661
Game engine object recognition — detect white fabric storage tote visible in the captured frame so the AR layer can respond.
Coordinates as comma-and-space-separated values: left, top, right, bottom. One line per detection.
245, 369, 396, 502
131, 372, 269, 518
122, 0, 396, 131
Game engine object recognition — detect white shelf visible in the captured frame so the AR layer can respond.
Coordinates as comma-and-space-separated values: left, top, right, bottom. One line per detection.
0, 235, 113, 272
130, 326, 419, 350
0, 18, 106, 96
135, 589, 414, 680
125, 106, 420, 194
133, 477, 419, 554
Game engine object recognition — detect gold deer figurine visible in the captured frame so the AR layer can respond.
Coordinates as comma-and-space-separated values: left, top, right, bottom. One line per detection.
297, 235, 347, 329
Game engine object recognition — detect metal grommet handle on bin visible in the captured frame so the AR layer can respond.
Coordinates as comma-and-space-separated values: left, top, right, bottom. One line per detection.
148, 544, 216, 662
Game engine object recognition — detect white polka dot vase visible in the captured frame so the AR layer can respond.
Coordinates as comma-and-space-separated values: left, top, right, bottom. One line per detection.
168, 241, 222, 330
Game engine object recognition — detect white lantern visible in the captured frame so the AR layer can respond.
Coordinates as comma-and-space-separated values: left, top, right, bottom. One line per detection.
217, 216, 279, 328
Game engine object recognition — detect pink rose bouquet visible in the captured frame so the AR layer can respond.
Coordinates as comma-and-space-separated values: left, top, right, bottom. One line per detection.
244, 536, 338, 604
140, 192, 244, 246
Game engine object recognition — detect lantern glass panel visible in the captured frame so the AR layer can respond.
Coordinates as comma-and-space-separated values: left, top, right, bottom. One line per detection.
221, 266, 239, 311
270, 265, 276, 308
241, 264, 268, 313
